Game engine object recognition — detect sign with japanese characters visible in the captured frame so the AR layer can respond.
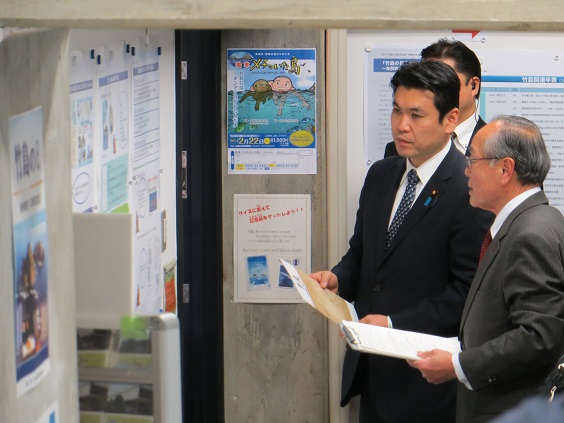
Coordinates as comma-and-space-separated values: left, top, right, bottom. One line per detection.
227, 48, 317, 174
9, 106, 51, 397
233, 194, 311, 303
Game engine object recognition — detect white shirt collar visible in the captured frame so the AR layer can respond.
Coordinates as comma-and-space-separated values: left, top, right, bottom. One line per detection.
403, 139, 451, 187
390, 141, 451, 228
490, 187, 542, 238
452, 113, 480, 153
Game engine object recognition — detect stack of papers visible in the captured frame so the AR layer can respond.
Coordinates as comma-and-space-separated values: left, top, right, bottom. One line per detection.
340, 320, 461, 361
280, 259, 461, 361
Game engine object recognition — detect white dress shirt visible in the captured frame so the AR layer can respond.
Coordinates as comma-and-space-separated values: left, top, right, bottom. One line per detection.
386, 139, 451, 328
388, 140, 451, 228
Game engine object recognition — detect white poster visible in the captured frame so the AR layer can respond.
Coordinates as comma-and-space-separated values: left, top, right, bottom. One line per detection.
362, 32, 564, 214
233, 194, 311, 303
478, 48, 564, 214
131, 38, 161, 170
364, 46, 420, 163
97, 42, 131, 213
69, 49, 97, 212
130, 38, 163, 314
132, 162, 163, 313
9, 106, 51, 397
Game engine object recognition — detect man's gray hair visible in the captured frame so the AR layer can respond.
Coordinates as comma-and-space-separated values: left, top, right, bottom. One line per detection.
483, 115, 551, 186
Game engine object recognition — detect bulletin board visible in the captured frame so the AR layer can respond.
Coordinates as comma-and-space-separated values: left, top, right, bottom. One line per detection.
346, 30, 564, 233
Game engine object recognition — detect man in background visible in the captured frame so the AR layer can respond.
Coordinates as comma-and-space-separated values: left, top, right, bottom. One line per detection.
385, 38, 485, 157
311, 60, 492, 422
409, 115, 564, 423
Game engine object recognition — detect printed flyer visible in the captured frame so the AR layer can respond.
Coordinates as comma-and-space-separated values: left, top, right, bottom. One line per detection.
69, 49, 96, 212
9, 106, 51, 397
233, 194, 311, 303
227, 48, 317, 174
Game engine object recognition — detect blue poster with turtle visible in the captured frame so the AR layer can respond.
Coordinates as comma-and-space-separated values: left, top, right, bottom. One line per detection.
227, 48, 317, 174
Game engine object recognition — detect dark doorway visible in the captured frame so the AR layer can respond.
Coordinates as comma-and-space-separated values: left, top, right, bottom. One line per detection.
175, 30, 224, 423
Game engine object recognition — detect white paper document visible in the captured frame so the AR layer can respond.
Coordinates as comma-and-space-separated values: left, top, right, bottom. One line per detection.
340, 320, 461, 361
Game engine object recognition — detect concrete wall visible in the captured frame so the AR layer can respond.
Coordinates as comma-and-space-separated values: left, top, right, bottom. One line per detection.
0, 29, 79, 423
2, 0, 564, 31
222, 30, 329, 423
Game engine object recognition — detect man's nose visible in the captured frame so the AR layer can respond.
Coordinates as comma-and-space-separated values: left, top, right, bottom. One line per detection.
397, 115, 410, 131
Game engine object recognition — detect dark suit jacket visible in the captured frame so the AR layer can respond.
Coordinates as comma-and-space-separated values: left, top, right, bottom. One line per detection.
333, 143, 493, 422
456, 191, 564, 423
384, 117, 486, 158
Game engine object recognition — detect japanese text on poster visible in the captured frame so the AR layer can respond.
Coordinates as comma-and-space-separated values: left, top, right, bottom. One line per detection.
234, 194, 311, 303
97, 42, 130, 213
227, 48, 317, 174
131, 39, 163, 314
364, 38, 564, 214
9, 106, 51, 397
70, 50, 96, 212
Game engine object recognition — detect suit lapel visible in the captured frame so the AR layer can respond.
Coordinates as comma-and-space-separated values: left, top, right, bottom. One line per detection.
460, 191, 549, 334
459, 234, 501, 333
375, 160, 405, 265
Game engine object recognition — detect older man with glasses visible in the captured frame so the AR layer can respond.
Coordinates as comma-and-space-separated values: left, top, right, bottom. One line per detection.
410, 115, 564, 423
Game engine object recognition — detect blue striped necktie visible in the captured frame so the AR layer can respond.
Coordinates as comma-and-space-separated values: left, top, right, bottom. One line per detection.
386, 169, 420, 249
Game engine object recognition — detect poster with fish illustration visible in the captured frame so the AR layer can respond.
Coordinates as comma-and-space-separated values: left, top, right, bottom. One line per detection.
227, 48, 317, 174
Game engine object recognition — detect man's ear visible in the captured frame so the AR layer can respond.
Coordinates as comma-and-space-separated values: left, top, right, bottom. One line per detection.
500, 157, 516, 185
445, 108, 460, 133
470, 77, 480, 95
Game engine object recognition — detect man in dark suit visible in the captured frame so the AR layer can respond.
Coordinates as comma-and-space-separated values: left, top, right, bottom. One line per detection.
385, 39, 486, 158
409, 115, 564, 423
310, 61, 492, 422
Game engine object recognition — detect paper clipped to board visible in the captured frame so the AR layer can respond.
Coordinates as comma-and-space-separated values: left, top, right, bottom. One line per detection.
279, 259, 358, 324
339, 320, 461, 361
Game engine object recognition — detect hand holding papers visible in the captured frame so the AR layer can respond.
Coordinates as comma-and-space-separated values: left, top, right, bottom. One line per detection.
281, 259, 461, 361
279, 259, 358, 324
340, 321, 461, 361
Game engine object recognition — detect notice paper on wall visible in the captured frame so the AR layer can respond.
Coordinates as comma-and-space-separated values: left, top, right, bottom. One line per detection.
233, 194, 310, 303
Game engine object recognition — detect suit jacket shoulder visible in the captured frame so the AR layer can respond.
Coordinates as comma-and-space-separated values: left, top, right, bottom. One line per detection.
384, 141, 398, 158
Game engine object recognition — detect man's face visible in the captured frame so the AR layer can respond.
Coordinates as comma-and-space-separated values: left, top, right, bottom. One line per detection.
465, 123, 503, 213
391, 86, 458, 167
440, 58, 478, 122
